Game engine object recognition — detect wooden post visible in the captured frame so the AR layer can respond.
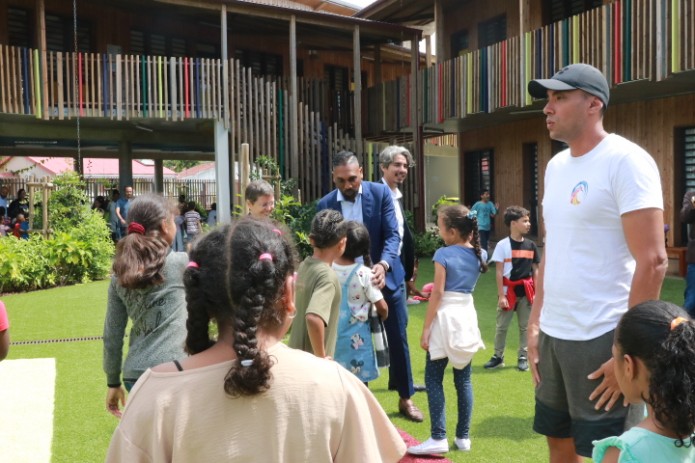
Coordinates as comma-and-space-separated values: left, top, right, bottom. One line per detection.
289, 16, 299, 182
353, 25, 363, 159
435, 0, 445, 63
241, 143, 250, 215
36, 0, 49, 120
411, 31, 424, 231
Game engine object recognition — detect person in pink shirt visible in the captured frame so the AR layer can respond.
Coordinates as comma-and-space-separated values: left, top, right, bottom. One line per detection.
0, 300, 10, 361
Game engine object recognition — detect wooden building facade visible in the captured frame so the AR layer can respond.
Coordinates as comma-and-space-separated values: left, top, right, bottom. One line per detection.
359, 0, 695, 244
0, 0, 426, 224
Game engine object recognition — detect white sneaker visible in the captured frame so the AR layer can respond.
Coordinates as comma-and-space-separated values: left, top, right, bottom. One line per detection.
454, 437, 471, 451
407, 437, 449, 455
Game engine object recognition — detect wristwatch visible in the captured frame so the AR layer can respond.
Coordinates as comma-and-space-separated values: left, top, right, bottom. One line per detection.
377, 260, 390, 272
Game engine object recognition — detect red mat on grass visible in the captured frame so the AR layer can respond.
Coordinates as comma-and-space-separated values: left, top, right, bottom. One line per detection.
397, 429, 453, 463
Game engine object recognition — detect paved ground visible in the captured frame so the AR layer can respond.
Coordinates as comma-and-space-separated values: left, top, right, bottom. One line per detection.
0, 358, 55, 463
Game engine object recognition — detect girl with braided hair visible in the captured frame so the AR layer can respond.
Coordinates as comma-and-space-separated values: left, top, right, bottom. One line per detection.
592, 300, 695, 462
103, 194, 187, 418
106, 217, 407, 462
408, 204, 488, 456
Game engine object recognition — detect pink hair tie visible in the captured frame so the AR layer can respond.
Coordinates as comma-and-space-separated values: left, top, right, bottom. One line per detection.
259, 253, 273, 262
127, 222, 145, 235
272, 228, 283, 235
186, 261, 199, 269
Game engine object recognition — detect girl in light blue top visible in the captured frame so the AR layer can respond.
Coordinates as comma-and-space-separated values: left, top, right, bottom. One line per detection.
408, 205, 488, 456
592, 300, 695, 463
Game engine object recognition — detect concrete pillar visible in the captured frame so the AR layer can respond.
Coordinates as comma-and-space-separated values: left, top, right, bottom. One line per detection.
154, 159, 164, 194
215, 121, 232, 224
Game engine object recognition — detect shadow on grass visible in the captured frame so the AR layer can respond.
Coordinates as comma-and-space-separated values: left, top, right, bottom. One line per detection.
475, 415, 537, 440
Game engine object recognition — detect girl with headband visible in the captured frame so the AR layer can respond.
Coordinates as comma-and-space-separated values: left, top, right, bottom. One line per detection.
103, 194, 188, 418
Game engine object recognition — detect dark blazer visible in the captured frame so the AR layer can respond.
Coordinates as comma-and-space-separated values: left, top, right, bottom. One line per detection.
317, 181, 405, 291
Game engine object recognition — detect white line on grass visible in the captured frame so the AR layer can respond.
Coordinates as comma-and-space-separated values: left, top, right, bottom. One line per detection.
0, 358, 56, 463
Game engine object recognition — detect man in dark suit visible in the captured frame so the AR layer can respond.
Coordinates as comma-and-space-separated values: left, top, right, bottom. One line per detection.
318, 150, 423, 422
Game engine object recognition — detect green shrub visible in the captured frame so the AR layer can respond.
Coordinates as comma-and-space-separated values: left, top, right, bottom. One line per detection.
431, 195, 460, 221
0, 235, 55, 292
414, 229, 444, 257
0, 172, 114, 293
272, 195, 315, 259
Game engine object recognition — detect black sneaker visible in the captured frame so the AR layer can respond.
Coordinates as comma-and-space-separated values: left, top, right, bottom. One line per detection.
484, 355, 504, 369
517, 356, 529, 371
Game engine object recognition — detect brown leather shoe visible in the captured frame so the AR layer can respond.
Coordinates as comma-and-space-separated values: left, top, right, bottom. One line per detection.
399, 398, 424, 422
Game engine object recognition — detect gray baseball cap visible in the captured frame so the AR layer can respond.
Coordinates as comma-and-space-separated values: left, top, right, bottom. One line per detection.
528, 63, 609, 108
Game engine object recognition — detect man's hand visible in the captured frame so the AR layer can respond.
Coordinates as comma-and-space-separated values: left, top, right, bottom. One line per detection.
527, 320, 541, 386
371, 264, 386, 289
588, 357, 624, 411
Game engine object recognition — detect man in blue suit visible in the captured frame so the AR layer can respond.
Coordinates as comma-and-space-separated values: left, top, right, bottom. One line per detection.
318, 150, 423, 422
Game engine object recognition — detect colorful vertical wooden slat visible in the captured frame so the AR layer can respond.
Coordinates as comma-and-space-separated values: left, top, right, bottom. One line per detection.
33, 49, 41, 118
672, 0, 681, 72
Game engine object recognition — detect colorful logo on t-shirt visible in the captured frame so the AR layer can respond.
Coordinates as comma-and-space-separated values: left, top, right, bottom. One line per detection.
570, 181, 588, 205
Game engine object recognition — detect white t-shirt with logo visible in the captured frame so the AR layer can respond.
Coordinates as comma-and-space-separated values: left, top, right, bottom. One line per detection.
541, 134, 663, 341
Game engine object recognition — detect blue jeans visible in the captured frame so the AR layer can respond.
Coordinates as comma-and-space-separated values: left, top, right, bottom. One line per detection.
478, 230, 490, 253
425, 353, 473, 440
684, 263, 695, 318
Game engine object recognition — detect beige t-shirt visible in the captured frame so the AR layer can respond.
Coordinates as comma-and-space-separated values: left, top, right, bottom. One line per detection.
287, 256, 341, 356
106, 343, 406, 462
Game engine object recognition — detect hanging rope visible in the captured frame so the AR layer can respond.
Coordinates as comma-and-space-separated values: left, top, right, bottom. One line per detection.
73, 0, 82, 175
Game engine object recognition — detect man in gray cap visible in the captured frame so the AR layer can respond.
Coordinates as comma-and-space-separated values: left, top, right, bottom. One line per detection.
526, 63, 667, 461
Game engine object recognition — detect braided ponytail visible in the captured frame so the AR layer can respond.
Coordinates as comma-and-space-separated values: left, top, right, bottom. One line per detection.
224, 218, 296, 397
469, 218, 489, 273
183, 225, 232, 355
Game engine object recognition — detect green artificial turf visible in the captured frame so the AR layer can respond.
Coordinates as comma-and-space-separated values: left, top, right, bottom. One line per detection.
0, 265, 686, 463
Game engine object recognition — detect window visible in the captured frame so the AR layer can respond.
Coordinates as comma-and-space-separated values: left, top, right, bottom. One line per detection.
451, 29, 469, 57
464, 149, 494, 207
8, 7, 32, 48
544, 0, 604, 24
678, 127, 695, 245
478, 15, 506, 48
46, 14, 92, 52
325, 65, 351, 133
130, 30, 191, 57
234, 50, 283, 77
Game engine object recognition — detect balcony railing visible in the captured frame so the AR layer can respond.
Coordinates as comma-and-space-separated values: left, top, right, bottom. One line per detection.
366, 0, 695, 133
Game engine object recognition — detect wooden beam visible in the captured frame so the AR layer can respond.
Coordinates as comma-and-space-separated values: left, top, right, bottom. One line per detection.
353, 25, 362, 157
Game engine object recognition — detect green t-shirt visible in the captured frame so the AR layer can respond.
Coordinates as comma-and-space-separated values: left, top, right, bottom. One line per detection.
288, 256, 341, 357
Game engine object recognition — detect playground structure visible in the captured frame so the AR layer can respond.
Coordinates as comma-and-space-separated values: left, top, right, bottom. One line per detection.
26, 181, 54, 238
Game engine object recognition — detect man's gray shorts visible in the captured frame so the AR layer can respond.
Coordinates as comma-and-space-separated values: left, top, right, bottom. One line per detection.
533, 329, 644, 457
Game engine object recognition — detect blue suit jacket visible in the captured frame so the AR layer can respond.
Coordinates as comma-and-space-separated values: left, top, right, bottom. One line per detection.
317, 181, 405, 291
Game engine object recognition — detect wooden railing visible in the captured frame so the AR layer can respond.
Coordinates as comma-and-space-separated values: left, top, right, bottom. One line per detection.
366, 0, 695, 133
0, 47, 369, 202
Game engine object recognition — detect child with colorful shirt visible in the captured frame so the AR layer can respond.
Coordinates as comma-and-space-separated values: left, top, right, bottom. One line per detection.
332, 221, 388, 383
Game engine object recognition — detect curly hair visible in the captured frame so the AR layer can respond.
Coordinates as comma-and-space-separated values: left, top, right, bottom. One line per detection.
616, 300, 695, 446
342, 221, 372, 267
309, 209, 347, 249
183, 224, 233, 355
224, 218, 297, 397
112, 194, 177, 289
438, 204, 488, 273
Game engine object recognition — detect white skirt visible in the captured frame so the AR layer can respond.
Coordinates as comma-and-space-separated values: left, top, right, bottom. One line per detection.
428, 291, 485, 369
